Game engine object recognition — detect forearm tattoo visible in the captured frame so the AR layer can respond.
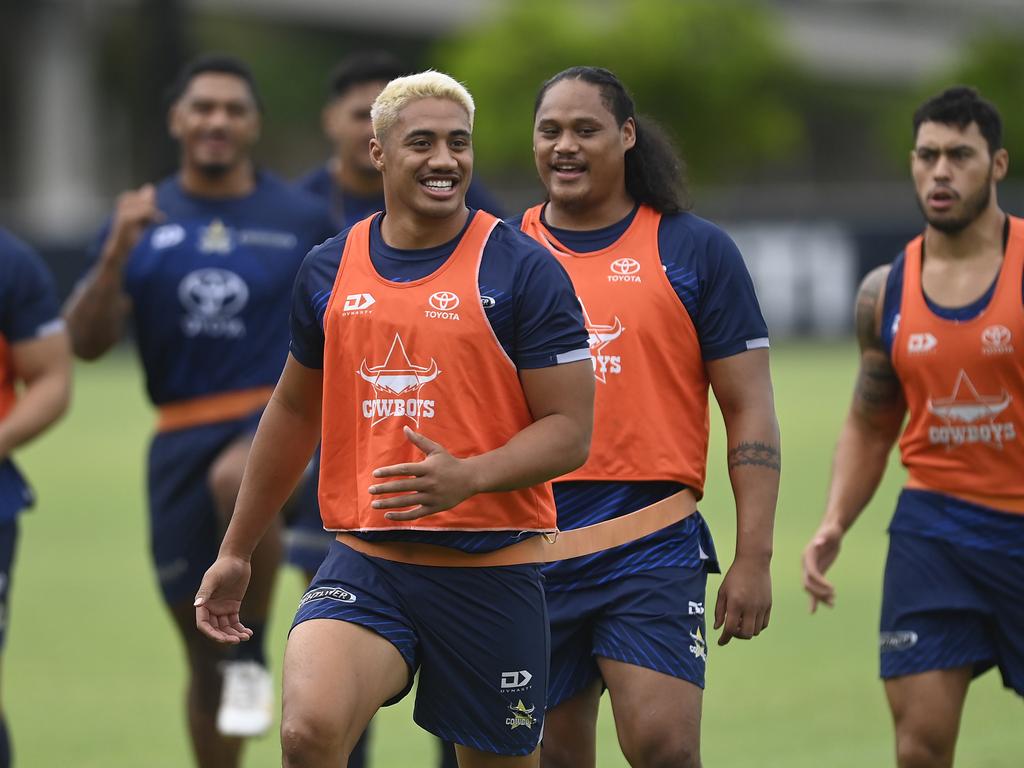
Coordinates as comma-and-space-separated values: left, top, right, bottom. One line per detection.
727, 441, 781, 471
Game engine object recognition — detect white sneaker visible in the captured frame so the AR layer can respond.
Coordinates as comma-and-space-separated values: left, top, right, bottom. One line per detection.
217, 660, 273, 737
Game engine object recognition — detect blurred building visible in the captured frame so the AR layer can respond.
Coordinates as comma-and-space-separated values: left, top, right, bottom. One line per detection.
3, 0, 1022, 334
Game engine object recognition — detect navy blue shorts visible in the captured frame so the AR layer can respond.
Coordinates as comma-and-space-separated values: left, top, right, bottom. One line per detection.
284, 446, 332, 575
147, 411, 262, 603
545, 565, 709, 709
0, 519, 18, 650
880, 531, 1024, 696
293, 540, 549, 756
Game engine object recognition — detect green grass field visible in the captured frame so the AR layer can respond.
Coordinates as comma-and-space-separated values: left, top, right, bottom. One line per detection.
7, 342, 1021, 766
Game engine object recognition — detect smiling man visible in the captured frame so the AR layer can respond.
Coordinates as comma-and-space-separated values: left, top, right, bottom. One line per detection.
514, 66, 779, 768
803, 86, 1024, 768
63, 55, 335, 767
194, 70, 594, 768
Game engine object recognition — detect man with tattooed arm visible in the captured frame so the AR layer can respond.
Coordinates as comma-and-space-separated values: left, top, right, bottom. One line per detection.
803, 87, 1024, 768
514, 66, 781, 768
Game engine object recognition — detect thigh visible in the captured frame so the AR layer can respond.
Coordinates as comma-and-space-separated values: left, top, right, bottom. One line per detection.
965, 545, 1024, 696
540, 679, 602, 768
884, 666, 972, 760
881, 535, 994, 680
454, 743, 540, 768
293, 541, 420, 704
399, 563, 548, 758
283, 618, 408, 754
147, 424, 238, 603
599, 657, 703, 764
592, 567, 710, 689
206, 432, 254, 510
544, 584, 601, 710
0, 519, 17, 652
283, 447, 332, 576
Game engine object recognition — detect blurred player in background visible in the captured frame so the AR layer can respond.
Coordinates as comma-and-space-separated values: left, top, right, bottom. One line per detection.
516, 66, 780, 768
295, 50, 506, 231
63, 55, 334, 768
803, 87, 1024, 768
195, 70, 594, 768
0, 229, 71, 768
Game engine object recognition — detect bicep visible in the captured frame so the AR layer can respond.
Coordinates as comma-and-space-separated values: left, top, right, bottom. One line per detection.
850, 264, 906, 434
518, 360, 594, 426
11, 330, 72, 386
271, 354, 324, 424
850, 349, 906, 436
706, 348, 775, 416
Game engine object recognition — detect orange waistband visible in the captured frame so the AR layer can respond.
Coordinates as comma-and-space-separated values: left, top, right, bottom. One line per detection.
335, 489, 697, 567
905, 478, 1024, 515
156, 386, 274, 433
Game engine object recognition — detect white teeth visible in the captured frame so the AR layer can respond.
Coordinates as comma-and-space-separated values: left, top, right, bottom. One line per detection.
424, 180, 454, 189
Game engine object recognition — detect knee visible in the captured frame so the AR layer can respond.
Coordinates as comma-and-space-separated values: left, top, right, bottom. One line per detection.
895, 728, 955, 768
620, 729, 701, 768
207, 457, 245, 513
541, 738, 581, 768
281, 715, 347, 767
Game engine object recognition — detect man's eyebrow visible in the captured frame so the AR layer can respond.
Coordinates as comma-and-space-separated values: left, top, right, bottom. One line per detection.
402, 129, 437, 140
402, 128, 471, 140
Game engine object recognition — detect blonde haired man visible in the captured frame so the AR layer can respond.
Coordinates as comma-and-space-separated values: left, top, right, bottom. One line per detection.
369, 70, 475, 136
195, 71, 594, 767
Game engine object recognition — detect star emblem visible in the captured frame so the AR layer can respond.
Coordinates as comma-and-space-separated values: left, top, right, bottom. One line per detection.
357, 333, 440, 426
926, 369, 1012, 449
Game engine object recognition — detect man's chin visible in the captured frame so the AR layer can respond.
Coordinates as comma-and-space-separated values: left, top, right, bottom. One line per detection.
195, 161, 233, 178
926, 214, 973, 234
411, 198, 466, 220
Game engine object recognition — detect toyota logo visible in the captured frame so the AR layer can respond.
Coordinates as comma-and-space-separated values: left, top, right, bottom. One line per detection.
429, 291, 460, 311
610, 258, 641, 275
982, 325, 1011, 347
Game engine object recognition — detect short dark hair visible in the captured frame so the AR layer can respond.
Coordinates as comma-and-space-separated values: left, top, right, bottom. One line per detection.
328, 51, 408, 101
167, 54, 263, 111
534, 66, 690, 215
913, 86, 1002, 154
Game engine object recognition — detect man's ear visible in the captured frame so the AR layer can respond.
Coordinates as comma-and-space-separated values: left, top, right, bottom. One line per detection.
370, 136, 385, 172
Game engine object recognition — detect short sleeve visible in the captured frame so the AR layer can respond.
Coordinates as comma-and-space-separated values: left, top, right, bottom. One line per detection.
509, 236, 590, 369
289, 233, 346, 369
660, 216, 769, 361
0, 235, 62, 343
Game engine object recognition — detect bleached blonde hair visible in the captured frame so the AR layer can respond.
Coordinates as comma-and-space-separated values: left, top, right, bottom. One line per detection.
371, 70, 475, 138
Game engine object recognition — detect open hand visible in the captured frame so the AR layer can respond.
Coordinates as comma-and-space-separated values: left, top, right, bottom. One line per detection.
368, 427, 478, 521
194, 555, 253, 644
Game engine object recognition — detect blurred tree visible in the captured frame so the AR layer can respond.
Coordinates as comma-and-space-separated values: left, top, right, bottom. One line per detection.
942, 31, 1024, 179
885, 30, 1024, 180
433, 0, 805, 185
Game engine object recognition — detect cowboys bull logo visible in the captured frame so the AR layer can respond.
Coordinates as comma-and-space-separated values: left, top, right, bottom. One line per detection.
581, 301, 624, 383
358, 333, 441, 426
505, 700, 537, 730
926, 369, 1016, 450
178, 268, 249, 338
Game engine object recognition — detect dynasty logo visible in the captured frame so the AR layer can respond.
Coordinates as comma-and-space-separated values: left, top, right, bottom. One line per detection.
581, 301, 624, 383
358, 333, 441, 426
926, 369, 1015, 449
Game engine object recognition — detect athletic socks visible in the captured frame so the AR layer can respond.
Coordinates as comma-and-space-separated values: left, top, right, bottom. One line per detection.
231, 619, 267, 667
